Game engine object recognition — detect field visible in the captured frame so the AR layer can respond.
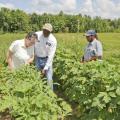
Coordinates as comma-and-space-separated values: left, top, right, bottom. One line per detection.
0, 33, 120, 63
0, 33, 120, 120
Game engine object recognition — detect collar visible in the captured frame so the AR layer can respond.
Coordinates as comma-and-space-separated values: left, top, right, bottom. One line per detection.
89, 38, 97, 45
21, 39, 26, 48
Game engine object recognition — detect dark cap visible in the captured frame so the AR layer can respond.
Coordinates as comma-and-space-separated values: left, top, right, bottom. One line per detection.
84, 30, 96, 36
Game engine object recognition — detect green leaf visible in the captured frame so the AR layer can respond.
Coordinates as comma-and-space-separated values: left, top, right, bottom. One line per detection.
116, 87, 120, 96
103, 95, 111, 103
117, 101, 120, 105
109, 92, 116, 98
92, 97, 100, 107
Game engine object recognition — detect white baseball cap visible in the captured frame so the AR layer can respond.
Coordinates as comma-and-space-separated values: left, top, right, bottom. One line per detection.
43, 23, 53, 32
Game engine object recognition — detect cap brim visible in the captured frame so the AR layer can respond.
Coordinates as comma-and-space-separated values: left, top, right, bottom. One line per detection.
43, 28, 51, 32
84, 33, 91, 36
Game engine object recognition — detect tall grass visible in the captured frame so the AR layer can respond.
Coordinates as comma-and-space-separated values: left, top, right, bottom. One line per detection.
0, 33, 120, 64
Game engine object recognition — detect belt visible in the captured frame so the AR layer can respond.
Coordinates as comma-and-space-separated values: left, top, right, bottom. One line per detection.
37, 56, 48, 59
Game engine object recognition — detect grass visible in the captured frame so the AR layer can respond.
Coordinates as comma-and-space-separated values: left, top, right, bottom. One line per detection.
55, 33, 120, 62
0, 32, 120, 64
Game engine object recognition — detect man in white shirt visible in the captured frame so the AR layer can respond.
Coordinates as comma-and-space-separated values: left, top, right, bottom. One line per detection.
6, 32, 38, 70
81, 30, 103, 62
35, 23, 57, 90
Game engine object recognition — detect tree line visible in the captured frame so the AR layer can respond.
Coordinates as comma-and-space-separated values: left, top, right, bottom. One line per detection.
0, 7, 120, 33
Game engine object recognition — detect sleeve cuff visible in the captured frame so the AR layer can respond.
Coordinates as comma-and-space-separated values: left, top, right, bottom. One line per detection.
44, 66, 49, 70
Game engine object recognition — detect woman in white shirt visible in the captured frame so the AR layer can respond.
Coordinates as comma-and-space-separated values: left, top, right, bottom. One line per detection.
6, 32, 38, 70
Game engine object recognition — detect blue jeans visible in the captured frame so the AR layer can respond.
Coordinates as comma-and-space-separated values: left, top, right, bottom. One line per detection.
35, 57, 53, 90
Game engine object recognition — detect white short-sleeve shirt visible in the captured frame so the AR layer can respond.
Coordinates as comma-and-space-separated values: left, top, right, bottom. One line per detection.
35, 31, 57, 70
9, 39, 34, 69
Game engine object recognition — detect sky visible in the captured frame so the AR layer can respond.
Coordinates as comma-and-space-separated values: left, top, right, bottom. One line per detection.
0, 0, 120, 19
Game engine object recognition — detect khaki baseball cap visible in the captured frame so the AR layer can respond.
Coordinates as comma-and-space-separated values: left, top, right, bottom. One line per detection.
43, 23, 53, 32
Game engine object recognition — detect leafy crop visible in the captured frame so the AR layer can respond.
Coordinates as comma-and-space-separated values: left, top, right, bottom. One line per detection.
54, 49, 120, 120
0, 66, 72, 120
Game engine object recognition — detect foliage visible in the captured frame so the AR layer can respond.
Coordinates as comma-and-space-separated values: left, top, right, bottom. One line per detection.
0, 33, 120, 119
0, 66, 72, 120
0, 8, 120, 33
54, 49, 120, 120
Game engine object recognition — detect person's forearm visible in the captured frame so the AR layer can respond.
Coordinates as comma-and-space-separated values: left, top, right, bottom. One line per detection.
7, 58, 13, 70
6, 50, 13, 70
44, 55, 53, 70
44, 47, 56, 70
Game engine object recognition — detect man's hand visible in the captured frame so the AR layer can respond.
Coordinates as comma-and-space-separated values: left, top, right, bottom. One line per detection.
89, 56, 97, 61
42, 69, 47, 75
40, 69, 47, 78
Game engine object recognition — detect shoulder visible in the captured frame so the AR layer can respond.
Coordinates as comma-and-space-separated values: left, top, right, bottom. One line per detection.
96, 40, 102, 45
35, 31, 42, 36
93, 39, 102, 45
10, 39, 23, 46
9, 39, 23, 52
48, 33, 57, 44
94, 40, 102, 50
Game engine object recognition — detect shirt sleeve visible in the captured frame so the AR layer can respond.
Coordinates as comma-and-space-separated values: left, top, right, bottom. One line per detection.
44, 40, 57, 70
96, 41, 103, 56
9, 41, 18, 53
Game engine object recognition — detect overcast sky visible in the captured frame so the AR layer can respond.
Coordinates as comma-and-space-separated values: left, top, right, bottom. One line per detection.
0, 0, 120, 19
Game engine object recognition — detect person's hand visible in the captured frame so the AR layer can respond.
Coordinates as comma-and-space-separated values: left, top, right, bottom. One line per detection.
40, 69, 46, 78
25, 59, 32, 65
42, 69, 46, 75
8, 65, 13, 71
90, 56, 97, 61
80, 61, 84, 63
25, 62, 30, 65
